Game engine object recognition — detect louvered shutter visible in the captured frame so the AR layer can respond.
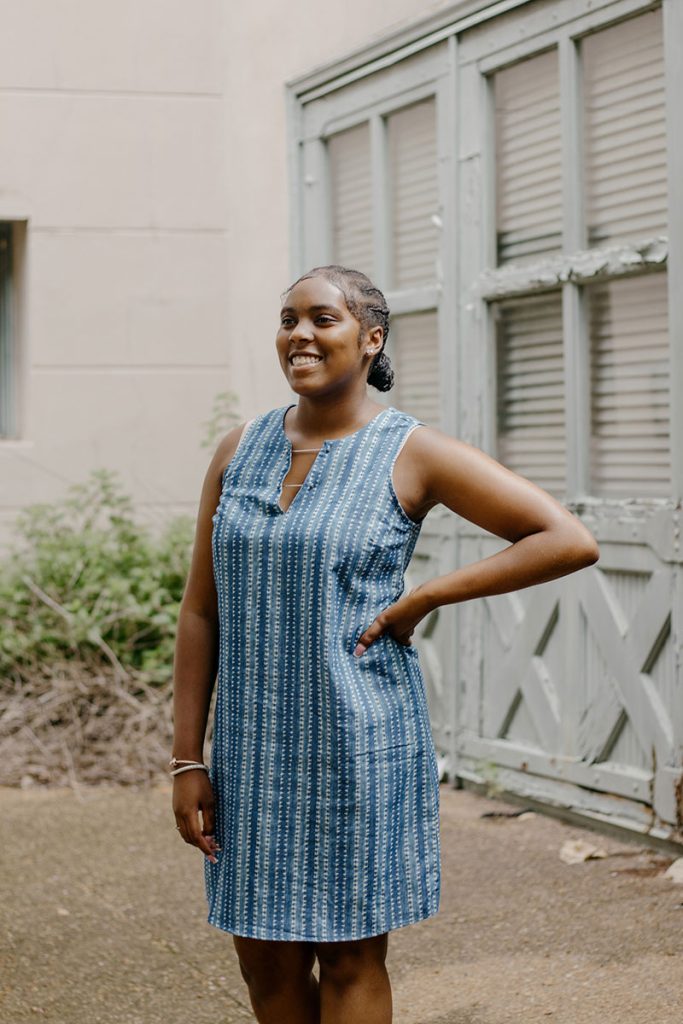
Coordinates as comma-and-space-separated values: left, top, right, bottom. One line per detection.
588, 272, 670, 498
583, 8, 667, 248
327, 122, 373, 275
386, 98, 439, 288
494, 291, 566, 495
387, 311, 439, 426
494, 49, 562, 266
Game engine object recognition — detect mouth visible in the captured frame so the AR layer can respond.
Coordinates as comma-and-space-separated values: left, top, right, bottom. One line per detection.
289, 354, 324, 369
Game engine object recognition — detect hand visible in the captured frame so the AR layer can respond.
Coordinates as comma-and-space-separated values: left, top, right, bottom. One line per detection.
172, 769, 221, 863
353, 586, 428, 657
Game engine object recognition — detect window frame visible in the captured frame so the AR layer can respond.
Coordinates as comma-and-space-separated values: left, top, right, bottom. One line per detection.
0, 221, 22, 440
472, 0, 678, 503
286, 0, 683, 504
290, 40, 456, 433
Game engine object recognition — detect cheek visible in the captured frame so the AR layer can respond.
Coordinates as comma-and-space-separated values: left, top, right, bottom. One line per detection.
275, 333, 289, 358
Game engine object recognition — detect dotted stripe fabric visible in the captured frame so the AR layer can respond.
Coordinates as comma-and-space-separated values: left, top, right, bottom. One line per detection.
204, 403, 441, 941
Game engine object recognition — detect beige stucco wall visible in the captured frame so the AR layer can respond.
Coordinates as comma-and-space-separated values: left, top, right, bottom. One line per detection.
0, 0, 457, 550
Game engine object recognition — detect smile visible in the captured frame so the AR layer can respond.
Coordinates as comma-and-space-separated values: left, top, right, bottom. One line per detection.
290, 355, 323, 367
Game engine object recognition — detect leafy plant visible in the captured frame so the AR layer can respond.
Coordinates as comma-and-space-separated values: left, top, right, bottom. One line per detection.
199, 389, 241, 450
475, 758, 505, 799
0, 468, 193, 686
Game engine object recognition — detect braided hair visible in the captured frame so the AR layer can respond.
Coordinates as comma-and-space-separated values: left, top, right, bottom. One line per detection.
282, 265, 395, 392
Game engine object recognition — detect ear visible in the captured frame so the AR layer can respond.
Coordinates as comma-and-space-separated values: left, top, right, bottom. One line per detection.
364, 324, 384, 354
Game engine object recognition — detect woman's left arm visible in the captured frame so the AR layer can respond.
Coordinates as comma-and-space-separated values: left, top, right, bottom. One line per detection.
355, 426, 600, 654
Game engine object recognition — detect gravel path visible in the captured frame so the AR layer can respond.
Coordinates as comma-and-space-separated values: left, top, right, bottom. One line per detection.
1, 783, 681, 1023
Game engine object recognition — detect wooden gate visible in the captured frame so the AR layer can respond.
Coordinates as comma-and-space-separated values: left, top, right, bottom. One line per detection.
415, 504, 683, 843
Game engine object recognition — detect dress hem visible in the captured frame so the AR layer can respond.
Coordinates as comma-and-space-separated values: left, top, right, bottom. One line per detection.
206, 901, 441, 943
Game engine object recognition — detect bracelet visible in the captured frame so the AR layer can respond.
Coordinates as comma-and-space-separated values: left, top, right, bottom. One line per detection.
168, 757, 204, 769
169, 763, 210, 777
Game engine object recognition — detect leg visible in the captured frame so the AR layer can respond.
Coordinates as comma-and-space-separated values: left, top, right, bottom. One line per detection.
233, 935, 320, 1024
316, 933, 391, 1024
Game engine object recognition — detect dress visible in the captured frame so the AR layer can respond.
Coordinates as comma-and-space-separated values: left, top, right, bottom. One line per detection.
204, 402, 441, 942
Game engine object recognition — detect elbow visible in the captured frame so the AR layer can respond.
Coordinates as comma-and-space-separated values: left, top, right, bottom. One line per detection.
565, 531, 600, 570
547, 521, 599, 572
579, 540, 600, 568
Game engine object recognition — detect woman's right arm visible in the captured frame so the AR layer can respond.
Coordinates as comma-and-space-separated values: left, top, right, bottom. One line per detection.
171, 422, 247, 861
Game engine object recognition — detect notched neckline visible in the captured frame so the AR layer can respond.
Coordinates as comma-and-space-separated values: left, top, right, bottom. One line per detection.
274, 404, 393, 515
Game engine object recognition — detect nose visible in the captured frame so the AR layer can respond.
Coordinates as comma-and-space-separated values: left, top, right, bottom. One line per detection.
288, 318, 315, 342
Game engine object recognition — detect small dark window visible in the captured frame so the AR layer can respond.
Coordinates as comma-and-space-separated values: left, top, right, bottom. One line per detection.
0, 222, 17, 438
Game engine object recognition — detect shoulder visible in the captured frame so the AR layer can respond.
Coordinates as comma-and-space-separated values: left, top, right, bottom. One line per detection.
399, 420, 487, 467
395, 420, 454, 462
395, 420, 500, 512
213, 406, 285, 480
211, 413, 262, 479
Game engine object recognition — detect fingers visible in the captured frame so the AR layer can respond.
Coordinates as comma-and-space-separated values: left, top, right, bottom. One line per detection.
202, 798, 216, 838
354, 617, 386, 657
173, 786, 221, 863
354, 617, 415, 656
176, 810, 221, 863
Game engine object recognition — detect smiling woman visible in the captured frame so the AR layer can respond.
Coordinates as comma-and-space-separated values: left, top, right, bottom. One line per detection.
170, 263, 599, 1023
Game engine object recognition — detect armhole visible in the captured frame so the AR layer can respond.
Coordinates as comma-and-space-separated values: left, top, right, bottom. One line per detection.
389, 421, 427, 529
220, 417, 256, 485
235, 417, 256, 455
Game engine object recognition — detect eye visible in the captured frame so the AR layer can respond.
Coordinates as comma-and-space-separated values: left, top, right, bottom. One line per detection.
280, 316, 295, 327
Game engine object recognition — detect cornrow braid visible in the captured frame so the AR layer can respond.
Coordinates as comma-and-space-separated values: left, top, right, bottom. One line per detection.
282, 265, 395, 392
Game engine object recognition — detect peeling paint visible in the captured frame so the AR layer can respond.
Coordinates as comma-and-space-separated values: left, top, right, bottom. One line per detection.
473, 236, 668, 300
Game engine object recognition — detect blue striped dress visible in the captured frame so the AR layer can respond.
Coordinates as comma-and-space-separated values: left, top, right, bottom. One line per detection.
204, 402, 441, 941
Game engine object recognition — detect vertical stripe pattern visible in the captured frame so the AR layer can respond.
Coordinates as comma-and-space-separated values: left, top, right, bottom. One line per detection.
204, 404, 441, 941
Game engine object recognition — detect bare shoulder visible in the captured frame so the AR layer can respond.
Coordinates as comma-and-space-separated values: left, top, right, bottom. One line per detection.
394, 423, 462, 522
400, 423, 597, 549
405, 423, 511, 482
404, 422, 467, 460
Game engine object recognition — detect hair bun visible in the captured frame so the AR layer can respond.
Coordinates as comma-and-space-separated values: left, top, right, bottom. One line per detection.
367, 351, 394, 393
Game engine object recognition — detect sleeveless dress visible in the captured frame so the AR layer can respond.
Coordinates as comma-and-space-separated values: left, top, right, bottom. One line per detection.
204, 402, 441, 942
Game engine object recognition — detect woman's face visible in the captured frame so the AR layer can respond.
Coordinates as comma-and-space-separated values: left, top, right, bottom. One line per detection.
276, 276, 382, 394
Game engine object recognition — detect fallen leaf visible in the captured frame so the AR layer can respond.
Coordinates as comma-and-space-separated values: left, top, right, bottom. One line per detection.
559, 839, 608, 865
663, 858, 683, 884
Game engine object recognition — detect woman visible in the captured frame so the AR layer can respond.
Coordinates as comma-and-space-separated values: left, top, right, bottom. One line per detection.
171, 264, 599, 1024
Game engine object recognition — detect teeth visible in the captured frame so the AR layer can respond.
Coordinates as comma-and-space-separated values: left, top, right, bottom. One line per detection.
291, 355, 322, 366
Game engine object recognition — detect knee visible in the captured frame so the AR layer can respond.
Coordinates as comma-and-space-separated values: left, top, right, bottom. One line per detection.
233, 937, 314, 999
317, 935, 388, 989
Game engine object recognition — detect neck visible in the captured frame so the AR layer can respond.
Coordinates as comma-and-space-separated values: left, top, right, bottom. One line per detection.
285, 393, 384, 441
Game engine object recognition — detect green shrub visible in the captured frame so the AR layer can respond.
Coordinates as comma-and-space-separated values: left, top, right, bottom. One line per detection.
0, 468, 193, 686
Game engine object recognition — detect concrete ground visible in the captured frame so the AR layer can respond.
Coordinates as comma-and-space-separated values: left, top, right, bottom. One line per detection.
0, 782, 681, 1024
